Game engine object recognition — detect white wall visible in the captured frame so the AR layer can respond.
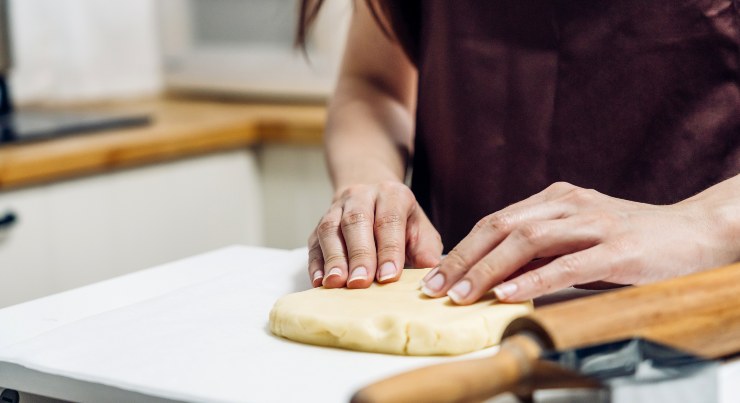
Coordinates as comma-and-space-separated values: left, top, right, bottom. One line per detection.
8, 0, 162, 103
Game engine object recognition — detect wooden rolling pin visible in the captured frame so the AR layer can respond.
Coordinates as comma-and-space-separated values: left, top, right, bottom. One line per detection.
352, 262, 740, 403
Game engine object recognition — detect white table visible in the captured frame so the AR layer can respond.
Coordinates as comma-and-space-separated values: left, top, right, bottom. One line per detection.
0, 246, 738, 402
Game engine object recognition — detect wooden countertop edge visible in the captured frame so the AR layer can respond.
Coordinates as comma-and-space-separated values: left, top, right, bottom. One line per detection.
1, 127, 259, 189
0, 100, 326, 191
256, 120, 324, 146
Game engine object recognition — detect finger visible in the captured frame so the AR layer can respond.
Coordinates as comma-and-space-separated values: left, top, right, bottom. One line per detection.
422, 201, 573, 298
416, 181, 573, 284
307, 231, 325, 287
447, 214, 605, 304
340, 195, 377, 289
373, 191, 411, 284
504, 257, 556, 281
407, 206, 443, 269
317, 206, 349, 288
493, 244, 618, 302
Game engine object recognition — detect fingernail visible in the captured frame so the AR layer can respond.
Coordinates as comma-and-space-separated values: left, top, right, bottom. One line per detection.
312, 270, 324, 287
323, 267, 343, 285
348, 266, 368, 284
494, 283, 518, 300
378, 262, 398, 282
447, 280, 472, 303
421, 273, 445, 296
421, 267, 439, 285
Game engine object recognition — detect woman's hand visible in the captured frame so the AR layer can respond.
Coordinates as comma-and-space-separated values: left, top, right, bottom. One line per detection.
308, 182, 443, 289
421, 181, 740, 304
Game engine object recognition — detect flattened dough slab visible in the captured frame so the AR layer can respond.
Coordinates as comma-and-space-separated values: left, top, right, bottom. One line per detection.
269, 268, 533, 355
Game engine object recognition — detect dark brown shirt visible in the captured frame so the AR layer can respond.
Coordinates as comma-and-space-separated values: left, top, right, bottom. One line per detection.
405, 0, 740, 250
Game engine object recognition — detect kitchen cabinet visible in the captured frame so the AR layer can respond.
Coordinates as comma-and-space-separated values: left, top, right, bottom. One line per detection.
0, 150, 262, 308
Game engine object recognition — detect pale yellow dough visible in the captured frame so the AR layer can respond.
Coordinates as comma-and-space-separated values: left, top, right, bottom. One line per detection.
269, 268, 533, 355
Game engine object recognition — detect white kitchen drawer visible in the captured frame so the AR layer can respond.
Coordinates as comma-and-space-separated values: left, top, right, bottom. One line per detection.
0, 149, 262, 308
0, 186, 55, 307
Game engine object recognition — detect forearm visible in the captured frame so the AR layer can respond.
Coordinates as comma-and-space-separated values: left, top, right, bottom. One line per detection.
324, 76, 415, 193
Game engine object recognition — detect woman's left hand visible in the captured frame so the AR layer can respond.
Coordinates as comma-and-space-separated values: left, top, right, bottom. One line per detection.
420, 180, 740, 304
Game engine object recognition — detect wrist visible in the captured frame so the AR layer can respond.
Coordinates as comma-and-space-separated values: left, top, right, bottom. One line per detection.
332, 164, 405, 195
714, 205, 740, 259
676, 196, 740, 262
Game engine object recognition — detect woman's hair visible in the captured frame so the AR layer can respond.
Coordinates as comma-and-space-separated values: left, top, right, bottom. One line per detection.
296, 0, 420, 62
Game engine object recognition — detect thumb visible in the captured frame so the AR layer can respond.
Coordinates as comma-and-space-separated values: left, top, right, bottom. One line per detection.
406, 206, 443, 268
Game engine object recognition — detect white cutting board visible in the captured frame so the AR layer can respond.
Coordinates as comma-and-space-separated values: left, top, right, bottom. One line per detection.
0, 246, 494, 402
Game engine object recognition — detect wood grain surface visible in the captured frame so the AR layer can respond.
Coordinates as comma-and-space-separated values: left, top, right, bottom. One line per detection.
505, 261, 740, 359
0, 98, 326, 190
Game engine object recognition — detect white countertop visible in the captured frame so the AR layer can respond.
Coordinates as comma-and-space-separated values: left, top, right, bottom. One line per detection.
0, 246, 737, 402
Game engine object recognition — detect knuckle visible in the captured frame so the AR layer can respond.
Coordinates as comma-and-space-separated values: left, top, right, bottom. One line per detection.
308, 253, 323, 265
444, 249, 470, 272
340, 185, 362, 198
516, 223, 546, 244
524, 270, 548, 292
323, 253, 346, 266
341, 211, 372, 228
336, 185, 372, 203
377, 181, 399, 194
472, 219, 486, 233
568, 187, 598, 204
379, 182, 416, 209
308, 240, 322, 255
477, 213, 513, 234
375, 214, 404, 231
547, 181, 574, 193
317, 219, 340, 237
399, 184, 414, 198
377, 242, 403, 256
556, 254, 582, 284
348, 247, 373, 262
472, 259, 498, 278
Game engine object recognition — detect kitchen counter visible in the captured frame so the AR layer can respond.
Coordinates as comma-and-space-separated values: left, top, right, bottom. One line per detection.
0, 98, 326, 190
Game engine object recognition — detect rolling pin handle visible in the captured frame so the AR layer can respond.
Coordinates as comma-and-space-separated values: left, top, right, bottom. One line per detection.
0, 389, 20, 403
0, 210, 16, 230
351, 333, 544, 403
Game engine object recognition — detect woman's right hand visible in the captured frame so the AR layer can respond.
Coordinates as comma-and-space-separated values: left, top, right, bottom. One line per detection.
308, 181, 444, 289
